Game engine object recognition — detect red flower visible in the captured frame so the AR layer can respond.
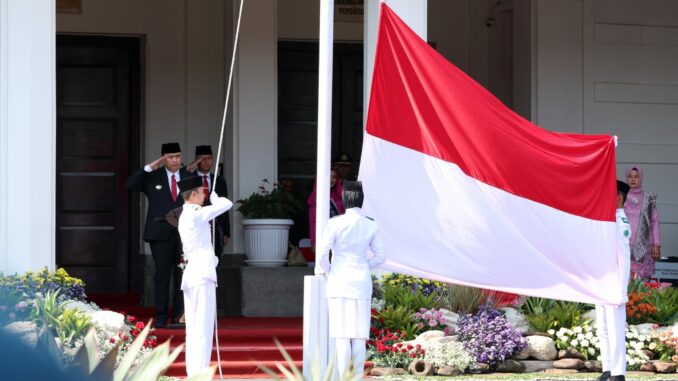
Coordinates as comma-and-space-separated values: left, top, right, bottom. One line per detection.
109, 338, 116, 344
131, 329, 140, 337
120, 334, 129, 341
407, 344, 413, 350
410, 353, 416, 358
401, 348, 407, 353
135, 322, 145, 330
128, 316, 137, 322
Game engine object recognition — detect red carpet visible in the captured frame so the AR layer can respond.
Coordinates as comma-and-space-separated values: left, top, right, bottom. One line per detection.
88, 294, 303, 379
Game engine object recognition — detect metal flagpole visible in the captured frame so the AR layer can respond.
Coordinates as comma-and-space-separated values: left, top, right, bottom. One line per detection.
211, 0, 245, 379
303, 0, 333, 378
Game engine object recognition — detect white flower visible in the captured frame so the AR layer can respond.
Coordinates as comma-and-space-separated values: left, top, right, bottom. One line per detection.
547, 329, 555, 335
577, 333, 585, 341
638, 335, 646, 342
571, 339, 579, 347
649, 342, 657, 350
574, 327, 583, 333
585, 332, 593, 340
588, 347, 595, 355
597, 356, 602, 361
628, 358, 636, 366
581, 339, 590, 347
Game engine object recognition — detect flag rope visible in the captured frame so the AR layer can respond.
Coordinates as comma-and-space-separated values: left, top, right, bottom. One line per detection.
211, 0, 245, 379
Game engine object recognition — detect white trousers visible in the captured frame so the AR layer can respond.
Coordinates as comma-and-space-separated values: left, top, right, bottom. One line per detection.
183, 281, 216, 377
335, 338, 366, 380
595, 304, 626, 376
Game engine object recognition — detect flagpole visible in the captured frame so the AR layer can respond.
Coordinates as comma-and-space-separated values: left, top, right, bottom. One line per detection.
303, 0, 333, 377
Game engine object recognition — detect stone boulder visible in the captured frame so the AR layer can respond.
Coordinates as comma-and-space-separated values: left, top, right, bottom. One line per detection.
496, 359, 526, 373
370, 367, 407, 376
653, 361, 677, 374
553, 358, 585, 370
3, 321, 39, 348
502, 307, 530, 334
62, 300, 98, 315
399, 330, 452, 350
515, 335, 558, 360
639, 363, 656, 372
558, 349, 585, 361
436, 366, 462, 376
468, 363, 490, 374
521, 360, 554, 373
584, 360, 602, 372
438, 308, 459, 331
408, 359, 433, 376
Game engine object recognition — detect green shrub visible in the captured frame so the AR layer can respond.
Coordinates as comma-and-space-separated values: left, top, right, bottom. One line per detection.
520, 297, 592, 332
443, 284, 500, 315
380, 282, 442, 311
647, 287, 678, 325
375, 305, 421, 339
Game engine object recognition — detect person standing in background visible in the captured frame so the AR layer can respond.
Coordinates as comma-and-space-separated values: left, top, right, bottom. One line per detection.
125, 142, 187, 328
624, 166, 661, 280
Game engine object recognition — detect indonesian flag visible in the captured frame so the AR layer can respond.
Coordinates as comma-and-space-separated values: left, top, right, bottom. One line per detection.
360, 3, 624, 305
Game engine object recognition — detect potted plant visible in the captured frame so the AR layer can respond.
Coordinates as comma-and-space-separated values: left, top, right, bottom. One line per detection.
237, 179, 300, 267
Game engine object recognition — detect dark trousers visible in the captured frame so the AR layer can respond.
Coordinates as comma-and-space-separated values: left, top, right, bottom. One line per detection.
149, 232, 184, 323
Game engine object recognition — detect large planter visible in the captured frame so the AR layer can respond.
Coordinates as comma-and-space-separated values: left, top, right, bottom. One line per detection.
242, 219, 294, 267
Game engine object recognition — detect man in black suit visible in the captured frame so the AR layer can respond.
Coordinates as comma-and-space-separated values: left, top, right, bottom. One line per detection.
125, 142, 187, 328
187, 145, 231, 255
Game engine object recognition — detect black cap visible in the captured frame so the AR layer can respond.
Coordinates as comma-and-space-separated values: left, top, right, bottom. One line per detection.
195, 145, 212, 156
334, 153, 352, 165
177, 175, 203, 192
617, 180, 630, 196
161, 142, 181, 155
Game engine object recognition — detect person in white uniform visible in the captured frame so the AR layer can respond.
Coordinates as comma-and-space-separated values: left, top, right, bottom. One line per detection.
316, 181, 385, 379
176, 175, 233, 377
595, 180, 631, 381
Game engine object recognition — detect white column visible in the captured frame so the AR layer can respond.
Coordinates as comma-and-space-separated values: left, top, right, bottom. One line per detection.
232, 0, 278, 253
0, 0, 56, 274
364, 0, 427, 127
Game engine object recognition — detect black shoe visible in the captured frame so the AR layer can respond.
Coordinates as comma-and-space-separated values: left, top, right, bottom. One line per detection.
597, 371, 611, 381
608, 376, 625, 381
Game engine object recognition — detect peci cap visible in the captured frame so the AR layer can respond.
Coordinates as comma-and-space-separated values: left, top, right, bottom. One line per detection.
617, 180, 630, 196
195, 145, 213, 156
334, 153, 352, 166
177, 175, 203, 193
161, 142, 181, 155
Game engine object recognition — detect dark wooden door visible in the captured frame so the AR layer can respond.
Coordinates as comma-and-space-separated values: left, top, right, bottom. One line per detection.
277, 41, 363, 244
56, 35, 141, 293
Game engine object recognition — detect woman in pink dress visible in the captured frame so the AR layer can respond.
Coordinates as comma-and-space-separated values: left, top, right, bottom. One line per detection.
308, 168, 345, 246
624, 166, 661, 280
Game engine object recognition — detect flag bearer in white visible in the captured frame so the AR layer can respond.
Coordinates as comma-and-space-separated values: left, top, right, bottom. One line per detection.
316, 181, 385, 379
177, 175, 233, 376
596, 180, 631, 381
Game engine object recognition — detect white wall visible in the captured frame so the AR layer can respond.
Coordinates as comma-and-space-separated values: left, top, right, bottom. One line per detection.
0, 0, 56, 274
534, 0, 678, 258
58, 0, 231, 252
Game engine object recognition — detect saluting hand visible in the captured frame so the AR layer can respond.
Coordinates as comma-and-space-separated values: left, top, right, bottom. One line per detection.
148, 156, 166, 170
186, 155, 206, 172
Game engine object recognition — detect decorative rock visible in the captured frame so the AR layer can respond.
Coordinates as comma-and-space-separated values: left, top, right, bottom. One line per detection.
558, 349, 585, 360
438, 308, 459, 331
434, 336, 459, 345
544, 368, 581, 374
496, 359, 526, 373
407, 359, 433, 376
631, 323, 655, 336
436, 366, 462, 376
553, 358, 585, 370
521, 360, 554, 373
502, 307, 530, 334
516, 335, 558, 360
468, 363, 490, 374
654, 361, 677, 374
370, 367, 407, 376
2, 321, 39, 348
415, 330, 445, 341
642, 349, 655, 360
89, 310, 127, 339
584, 360, 602, 372
639, 363, 656, 372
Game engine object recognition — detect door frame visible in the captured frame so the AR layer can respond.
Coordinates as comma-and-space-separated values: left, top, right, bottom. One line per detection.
56, 33, 145, 293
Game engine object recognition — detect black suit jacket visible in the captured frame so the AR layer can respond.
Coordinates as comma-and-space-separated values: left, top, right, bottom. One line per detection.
125, 167, 190, 241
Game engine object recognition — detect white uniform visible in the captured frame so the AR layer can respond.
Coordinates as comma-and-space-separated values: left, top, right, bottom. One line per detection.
595, 208, 631, 377
316, 207, 385, 378
178, 193, 233, 377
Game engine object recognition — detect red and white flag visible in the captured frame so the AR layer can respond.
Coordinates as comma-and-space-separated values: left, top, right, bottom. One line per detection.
360, 3, 623, 305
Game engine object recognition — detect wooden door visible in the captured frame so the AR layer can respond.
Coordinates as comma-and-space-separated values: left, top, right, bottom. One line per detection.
56, 35, 141, 293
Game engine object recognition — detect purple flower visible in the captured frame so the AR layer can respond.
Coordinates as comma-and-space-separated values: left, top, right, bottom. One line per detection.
0, 305, 6, 312
428, 319, 438, 327
415, 312, 422, 319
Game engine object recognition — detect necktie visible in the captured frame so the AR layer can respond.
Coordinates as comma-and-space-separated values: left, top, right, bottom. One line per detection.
203, 175, 210, 200
171, 174, 177, 202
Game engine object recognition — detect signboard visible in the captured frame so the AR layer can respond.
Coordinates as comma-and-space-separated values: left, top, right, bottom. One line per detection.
652, 261, 678, 280
335, 0, 363, 23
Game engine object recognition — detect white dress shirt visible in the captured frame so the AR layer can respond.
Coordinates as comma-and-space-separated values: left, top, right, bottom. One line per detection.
316, 207, 385, 299
143, 165, 181, 187
179, 193, 233, 290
